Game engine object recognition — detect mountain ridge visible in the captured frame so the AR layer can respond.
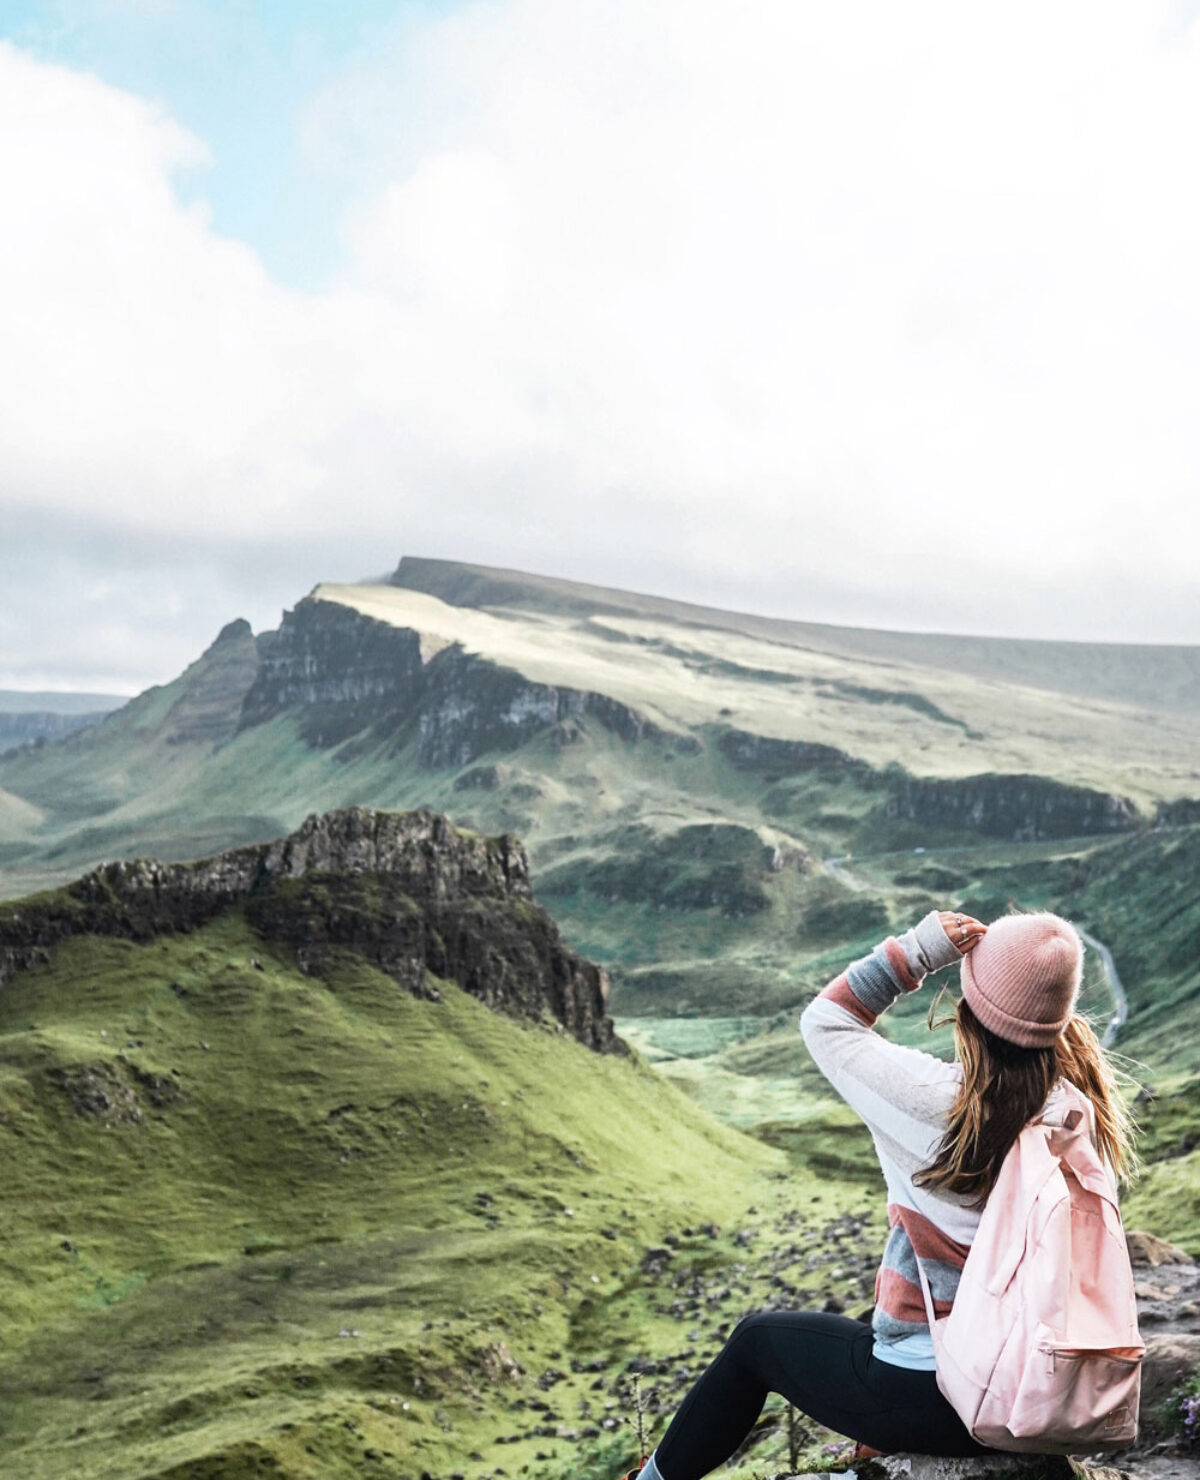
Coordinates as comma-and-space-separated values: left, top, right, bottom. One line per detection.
389, 555, 1200, 714
0, 556, 1195, 1074
1, 805, 619, 1053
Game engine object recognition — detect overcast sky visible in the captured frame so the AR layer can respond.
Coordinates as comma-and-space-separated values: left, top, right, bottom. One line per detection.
2, 0, 1199, 694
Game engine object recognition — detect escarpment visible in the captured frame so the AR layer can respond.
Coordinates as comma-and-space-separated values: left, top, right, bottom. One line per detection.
876, 770, 1141, 841
716, 725, 1142, 842
0, 806, 620, 1052
237, 595, 691, 762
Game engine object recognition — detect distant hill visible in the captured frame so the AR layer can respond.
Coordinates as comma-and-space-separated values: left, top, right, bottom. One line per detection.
0, 556, 1196, 1073
0, 690, 128, 715
0, 688, 125, 755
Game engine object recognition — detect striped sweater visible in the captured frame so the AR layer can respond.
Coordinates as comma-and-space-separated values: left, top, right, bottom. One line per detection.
799, 911, 993, 1369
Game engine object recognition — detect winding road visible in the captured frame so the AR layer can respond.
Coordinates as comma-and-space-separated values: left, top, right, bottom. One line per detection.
821, 852, 1128, 1048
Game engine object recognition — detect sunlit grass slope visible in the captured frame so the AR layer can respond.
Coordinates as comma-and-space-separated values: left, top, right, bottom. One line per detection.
0, 910, 802, 1480
389, 555, 1200, 718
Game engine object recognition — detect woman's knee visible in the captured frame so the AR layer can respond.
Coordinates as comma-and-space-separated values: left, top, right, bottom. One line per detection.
725, 1309, 775, 1354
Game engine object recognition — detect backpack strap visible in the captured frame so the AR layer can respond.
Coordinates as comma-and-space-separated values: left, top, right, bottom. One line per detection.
915, 1254, 938, 1331
1040, 1082, 1119, 1205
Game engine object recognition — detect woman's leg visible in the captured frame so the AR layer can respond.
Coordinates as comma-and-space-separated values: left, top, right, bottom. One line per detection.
648, 1309, 988, 1480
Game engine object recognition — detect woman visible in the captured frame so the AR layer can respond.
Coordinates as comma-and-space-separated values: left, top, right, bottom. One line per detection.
625, 906, 1136, 1480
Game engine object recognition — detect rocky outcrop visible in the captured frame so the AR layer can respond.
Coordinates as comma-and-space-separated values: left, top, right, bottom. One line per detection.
0, 807, 620, 1052
238, 595, 695, 765
161, 618, 262, 749
718, 725, 1141, 842
47, 1059, 182, 1125
238, 599, 425, 746
878, 773, 1142, 842
1154, 798, 1200, 828
717, 726, 874, 782
783, 1457, 1122, 1480
1127, 1229, 1200, 1413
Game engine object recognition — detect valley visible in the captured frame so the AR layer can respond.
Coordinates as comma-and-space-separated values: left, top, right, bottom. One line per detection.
0, 557, 1197, 1477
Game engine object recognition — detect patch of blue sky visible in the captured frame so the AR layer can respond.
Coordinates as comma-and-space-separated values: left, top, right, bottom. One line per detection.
3, 0, 468, 290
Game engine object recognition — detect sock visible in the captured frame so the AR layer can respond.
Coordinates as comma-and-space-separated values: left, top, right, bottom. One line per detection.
634, 1450, 666, 1480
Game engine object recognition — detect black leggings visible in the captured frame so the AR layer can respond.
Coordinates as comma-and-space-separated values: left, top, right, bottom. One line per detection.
654, 1310, 993, 1480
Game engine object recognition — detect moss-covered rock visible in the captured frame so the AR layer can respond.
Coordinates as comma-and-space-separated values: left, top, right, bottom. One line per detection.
0, 806, 620, 1052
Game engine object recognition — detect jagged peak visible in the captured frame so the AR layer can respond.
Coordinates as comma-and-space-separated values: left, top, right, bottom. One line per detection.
0, 805, 619, 1053
204, 617, 254, 652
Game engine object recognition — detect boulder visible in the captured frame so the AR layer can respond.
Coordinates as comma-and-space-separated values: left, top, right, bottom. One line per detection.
1127, 1231, 1196, 1269
779, 1456, 1129, 1480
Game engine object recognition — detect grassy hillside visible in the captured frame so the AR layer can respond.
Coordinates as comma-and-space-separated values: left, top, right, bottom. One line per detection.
0, 904, 854, 1480
0, 784, 44, 846
0, 795, 1195, 1480
7, 892, 1190, 1480
0, 691, 126, 757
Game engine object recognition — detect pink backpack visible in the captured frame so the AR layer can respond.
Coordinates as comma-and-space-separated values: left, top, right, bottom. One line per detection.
917, 1081, 1145, 1453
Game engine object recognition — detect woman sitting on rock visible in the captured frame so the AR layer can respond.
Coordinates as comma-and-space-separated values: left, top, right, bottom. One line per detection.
624, 907, 1136, 1480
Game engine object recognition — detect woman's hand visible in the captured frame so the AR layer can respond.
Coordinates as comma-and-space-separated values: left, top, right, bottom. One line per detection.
938, 910, 987, 953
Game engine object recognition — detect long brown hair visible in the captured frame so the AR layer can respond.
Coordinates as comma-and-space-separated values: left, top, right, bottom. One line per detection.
912, 994, 1139, 1208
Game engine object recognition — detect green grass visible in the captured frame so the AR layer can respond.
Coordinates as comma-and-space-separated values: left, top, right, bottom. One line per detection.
0, 843, 1195, 1475
2, 909, 895, 1479
1120, 1072, 1200, 1256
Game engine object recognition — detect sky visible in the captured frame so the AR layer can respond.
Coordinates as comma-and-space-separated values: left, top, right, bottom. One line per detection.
2, 0, 1199, 694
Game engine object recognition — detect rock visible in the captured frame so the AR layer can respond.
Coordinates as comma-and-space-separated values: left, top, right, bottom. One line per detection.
1132, 1252, 1200, 1338
718, 728, 868, 783
780, 1457, 1126, 1480
47, 1064, 143, 1127
237, 593, 692, 762
476, 1342, 523, 1383
1127, 1231, 1196, 1269
1140, 1332, 1200, 1407
0, 806, 623, 1054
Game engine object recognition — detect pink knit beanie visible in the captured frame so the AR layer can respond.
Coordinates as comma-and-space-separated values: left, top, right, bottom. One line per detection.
960, 911, 1084, 1048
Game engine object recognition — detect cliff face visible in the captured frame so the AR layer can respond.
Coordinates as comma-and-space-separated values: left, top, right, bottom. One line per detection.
238, 595, 690, 763
878, 772, 1141, 841
412, 647, 692, 766
717, 726, 874, 782
238, 601, 425, 745
716, 724, 1141, 842
0, 807, 620, 1053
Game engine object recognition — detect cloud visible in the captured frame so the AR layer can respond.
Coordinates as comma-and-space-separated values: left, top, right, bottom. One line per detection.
1, 2, 1199, 689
